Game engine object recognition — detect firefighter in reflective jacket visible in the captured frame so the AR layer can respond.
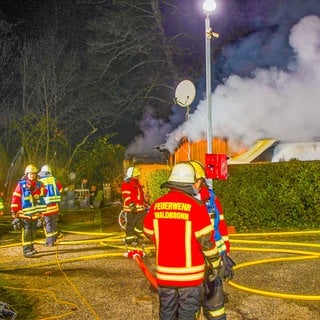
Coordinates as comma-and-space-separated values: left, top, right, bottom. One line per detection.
0, 191, 4, 216
143, 162, 221, 320
39, 164, 63, 246
121, 166, 146, 245
11, 164, 47, 258
189, 160, 235, 320
190, 161, 230, 253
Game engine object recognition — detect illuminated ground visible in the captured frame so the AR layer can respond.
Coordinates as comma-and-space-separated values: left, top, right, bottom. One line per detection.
0, 206, 319, 319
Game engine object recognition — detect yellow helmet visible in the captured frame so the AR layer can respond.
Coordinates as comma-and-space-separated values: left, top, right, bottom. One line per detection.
125, 166, 141, 179
24, 164, 38, 175
189, 160, 205, 180
132, 167, 141, 177
167, 162, 196, 184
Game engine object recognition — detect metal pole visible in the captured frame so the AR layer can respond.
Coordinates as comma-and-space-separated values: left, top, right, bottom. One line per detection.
205, 14, 212, 154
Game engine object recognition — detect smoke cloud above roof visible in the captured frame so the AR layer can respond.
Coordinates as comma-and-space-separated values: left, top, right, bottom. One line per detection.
165, 15, 320, 153
127, 3, 320, 157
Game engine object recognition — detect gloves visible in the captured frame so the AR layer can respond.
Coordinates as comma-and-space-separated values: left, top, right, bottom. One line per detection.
207, 266, 219, 282
12, 218, 22, 231
219, 254, 236, 282
206, 256, 221, 281
36, 218, 43, 229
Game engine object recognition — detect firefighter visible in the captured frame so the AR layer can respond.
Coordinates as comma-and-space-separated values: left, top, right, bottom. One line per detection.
143, 162, 221, 320
11, 164, 47, 257
189, 160, 235, 320
121, 166, 146, 245
38, 164, 63, 246
0, 191, 4, 216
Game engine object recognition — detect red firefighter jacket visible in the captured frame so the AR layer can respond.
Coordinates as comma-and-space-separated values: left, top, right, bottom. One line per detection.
39, 175, 63, 216
121, 178, 145, 212
143, 189, 219, 288
199, 186, 230, 254
11, 178, 47, 219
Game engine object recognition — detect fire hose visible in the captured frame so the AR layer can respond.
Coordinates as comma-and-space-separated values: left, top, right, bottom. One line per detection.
124, 249, 158, 290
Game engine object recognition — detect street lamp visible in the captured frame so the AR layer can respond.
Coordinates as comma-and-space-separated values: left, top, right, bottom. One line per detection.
203, 0, 219, 154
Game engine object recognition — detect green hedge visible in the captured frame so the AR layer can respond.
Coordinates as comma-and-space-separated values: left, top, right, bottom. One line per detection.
146, 161, 320, 232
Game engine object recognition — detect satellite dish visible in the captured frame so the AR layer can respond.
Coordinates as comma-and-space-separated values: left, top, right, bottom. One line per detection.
174, 80, 196, 107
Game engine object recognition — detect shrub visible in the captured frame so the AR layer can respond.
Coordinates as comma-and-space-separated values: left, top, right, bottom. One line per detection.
143, 161, 320, 232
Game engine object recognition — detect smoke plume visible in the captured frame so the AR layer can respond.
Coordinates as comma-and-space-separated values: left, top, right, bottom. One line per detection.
164, 15, 320, 153
127, 1, 320, 156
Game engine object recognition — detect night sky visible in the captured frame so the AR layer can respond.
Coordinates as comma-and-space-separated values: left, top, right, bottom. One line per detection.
0, 0, 96, 48
2, 1, 320, 155
125, 1, 320, 156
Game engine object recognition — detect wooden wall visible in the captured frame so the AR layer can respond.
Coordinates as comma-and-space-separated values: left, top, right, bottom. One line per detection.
169, 138, 229, 165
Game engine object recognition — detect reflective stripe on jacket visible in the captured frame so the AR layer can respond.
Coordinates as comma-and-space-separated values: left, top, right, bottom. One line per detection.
144, 189, 218, 287
11, 179, 47, 218
121, 178, 145, 212
200, 187, 230, 254
0, 197, 4, 210
39, 176, 61, 204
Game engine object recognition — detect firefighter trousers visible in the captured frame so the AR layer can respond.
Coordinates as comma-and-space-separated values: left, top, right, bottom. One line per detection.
202, 276, 226, 320
21, 219, 37, 254
158, 284, 202, 320
125, 210, 146, 240
43, 215, 58, 245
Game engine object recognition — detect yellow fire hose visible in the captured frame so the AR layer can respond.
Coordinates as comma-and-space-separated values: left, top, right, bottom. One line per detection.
227, 230, 320, 300
1, 228, 320, 317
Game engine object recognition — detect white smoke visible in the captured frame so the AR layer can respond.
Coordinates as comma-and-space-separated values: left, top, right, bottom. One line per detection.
125, 109, 173, 157
164, 15, 320, 153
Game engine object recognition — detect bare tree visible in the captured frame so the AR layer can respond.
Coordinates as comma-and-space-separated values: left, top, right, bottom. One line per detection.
1, 33, 102, 172
0, 16, 19, 154
85, 0, 192, 136
0, 18, 16, 106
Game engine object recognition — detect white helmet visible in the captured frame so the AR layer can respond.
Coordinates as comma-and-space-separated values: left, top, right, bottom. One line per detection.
125, 167, 140, 180
167, 162, 196, 184
40, 164, 52, 174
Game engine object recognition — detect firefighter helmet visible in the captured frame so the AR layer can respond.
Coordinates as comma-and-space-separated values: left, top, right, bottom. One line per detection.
24, 164, 38, 175
167, 162, 196, 184
126, 166, 140, 178
132, 167, 141, 177
189, 160, 205, 179
40, 164, 52, 174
